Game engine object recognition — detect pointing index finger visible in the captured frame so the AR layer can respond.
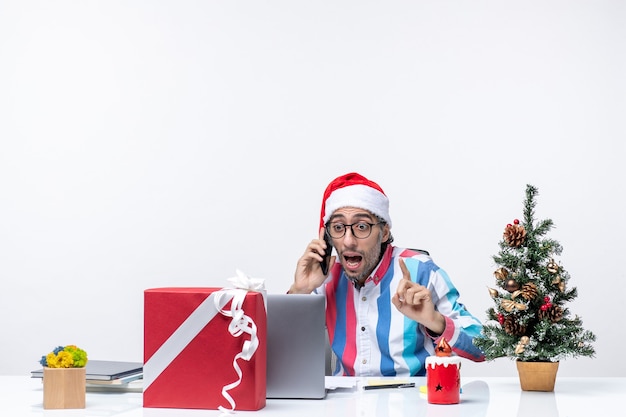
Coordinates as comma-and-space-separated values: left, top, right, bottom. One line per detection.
399, 258, 411, 281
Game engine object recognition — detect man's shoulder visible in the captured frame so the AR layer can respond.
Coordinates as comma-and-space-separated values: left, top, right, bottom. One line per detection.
393, 247, 442, 277
404, 247, 431, 256
395, 246, 433, 261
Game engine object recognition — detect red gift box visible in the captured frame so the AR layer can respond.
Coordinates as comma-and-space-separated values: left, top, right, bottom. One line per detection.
143, 287, 266, 411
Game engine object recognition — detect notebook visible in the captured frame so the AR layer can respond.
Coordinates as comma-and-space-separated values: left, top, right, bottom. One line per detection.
266, 293, 327, 399
31, 360, 143, 381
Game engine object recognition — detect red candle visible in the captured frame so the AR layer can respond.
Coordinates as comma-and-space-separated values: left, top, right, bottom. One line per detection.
425, 338, 461, 404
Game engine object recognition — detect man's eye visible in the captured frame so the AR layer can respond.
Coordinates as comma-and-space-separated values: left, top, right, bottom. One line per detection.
331, 224, 345, 232
355, 223, 369, 231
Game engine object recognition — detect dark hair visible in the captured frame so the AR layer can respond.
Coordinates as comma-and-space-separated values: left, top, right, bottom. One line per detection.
375, 216, 393, 244
377, 218, 393, 259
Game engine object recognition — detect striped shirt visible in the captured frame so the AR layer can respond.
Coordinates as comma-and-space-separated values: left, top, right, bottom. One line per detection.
315, 245, 485, 376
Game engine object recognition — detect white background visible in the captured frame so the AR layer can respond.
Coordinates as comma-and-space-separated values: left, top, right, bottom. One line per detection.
1, 1, 624, 377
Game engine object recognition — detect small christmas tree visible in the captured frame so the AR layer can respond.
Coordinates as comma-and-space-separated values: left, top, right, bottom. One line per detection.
474, 184, 596, 362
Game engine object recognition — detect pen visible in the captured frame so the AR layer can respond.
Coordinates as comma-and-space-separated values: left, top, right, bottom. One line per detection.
363, 382, 416, 390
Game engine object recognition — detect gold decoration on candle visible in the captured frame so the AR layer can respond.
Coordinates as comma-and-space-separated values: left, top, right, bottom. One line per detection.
435, 338, 452, 357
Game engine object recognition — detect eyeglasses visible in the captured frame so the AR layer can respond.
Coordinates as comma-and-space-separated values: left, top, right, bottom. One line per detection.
326, 222, 382, 239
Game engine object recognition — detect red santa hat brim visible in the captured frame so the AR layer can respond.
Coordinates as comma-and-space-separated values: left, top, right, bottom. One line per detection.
320, 173, 391, 229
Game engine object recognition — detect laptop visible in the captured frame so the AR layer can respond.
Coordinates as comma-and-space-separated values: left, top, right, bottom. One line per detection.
266, 293, 327, 399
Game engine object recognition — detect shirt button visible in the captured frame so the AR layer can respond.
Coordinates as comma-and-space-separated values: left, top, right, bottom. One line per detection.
362, 359, 367, 364
362, 296, 367, 302
361, 326, 366, 331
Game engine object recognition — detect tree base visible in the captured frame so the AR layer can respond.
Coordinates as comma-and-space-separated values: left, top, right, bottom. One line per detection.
516, 360, 559, 392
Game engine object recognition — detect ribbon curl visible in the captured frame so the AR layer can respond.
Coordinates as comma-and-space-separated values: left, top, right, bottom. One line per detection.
215, 270, 266, 414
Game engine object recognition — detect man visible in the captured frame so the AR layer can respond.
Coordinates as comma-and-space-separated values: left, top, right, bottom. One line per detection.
289, 172, 485, 376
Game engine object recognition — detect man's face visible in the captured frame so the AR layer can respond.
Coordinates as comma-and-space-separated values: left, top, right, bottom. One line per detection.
327, 207, 390, 284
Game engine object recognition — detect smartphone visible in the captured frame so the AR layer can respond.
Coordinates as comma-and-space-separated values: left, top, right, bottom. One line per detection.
320, 231, 333, 275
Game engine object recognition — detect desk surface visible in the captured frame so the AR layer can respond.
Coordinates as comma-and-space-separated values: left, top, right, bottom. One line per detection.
1, 376, 622, 417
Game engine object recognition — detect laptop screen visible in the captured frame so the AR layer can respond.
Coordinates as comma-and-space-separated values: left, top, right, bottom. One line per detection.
265, 293, 327, 399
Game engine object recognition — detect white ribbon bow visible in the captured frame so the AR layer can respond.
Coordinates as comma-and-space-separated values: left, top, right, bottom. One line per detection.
227, 269, 266, 292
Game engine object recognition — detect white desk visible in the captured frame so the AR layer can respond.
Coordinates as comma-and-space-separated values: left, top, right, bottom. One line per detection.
1, 376, 622, 416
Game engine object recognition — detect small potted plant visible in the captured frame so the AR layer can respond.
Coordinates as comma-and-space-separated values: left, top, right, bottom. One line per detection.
474, 185, 596, 391
40, 345, 88, 409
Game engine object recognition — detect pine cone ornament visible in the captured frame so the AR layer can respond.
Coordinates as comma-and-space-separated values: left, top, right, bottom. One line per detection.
503, 315, 527, 336
520, 282, 538, 301
503, 223, 526, 247
538, 305, 564, 322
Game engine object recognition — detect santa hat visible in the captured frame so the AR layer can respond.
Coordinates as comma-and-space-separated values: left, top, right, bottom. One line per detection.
320, 172, 392, 229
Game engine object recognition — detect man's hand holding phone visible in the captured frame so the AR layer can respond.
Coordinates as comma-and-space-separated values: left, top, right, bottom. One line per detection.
290, 227, 335, 294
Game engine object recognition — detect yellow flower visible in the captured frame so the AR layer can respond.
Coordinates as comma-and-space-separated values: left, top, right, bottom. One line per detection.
46, 351, 75, 368
45, 353, 60, 368
40, 345, 88, 368
57, 351, 74, 368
